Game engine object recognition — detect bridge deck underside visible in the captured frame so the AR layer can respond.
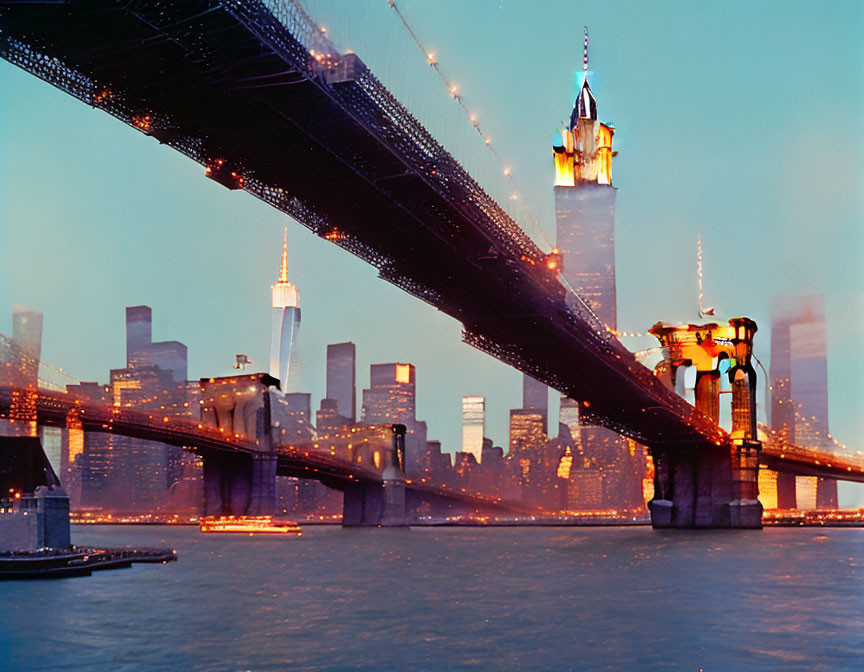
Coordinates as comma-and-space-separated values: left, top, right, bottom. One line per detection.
0, 1, 733, 451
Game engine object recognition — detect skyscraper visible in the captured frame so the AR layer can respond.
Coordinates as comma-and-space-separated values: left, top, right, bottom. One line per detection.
552, 29, 617, 326
558, 396, 580, 447
522, 375, 548, 433
125, 305, 188, 383
326, 342, 356, 423
361, 363, 427, 476
770, 294, 836, 509
362, 363, 416, 425
270, 228, 301, 392
550, 31, 642, 511
461, 395, 485, 463
509, 409, 546, 455
12, 308, 42, 364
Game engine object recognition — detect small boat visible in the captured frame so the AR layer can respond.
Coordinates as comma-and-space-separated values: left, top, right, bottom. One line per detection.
199, 515, 301, 535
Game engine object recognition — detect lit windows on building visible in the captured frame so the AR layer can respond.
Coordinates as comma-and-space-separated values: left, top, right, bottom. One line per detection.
509, 409, 546, 454
758, 467, 779, 510
461, 395, 485, 463
361, 363, 416, 425
522, 375, 548, 432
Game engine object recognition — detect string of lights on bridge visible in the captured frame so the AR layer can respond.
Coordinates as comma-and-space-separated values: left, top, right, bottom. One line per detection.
386, 0, 553, 250
751, 353, 851, 455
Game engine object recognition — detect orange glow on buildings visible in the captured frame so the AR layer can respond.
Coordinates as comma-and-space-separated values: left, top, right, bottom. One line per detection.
395, 363, 411, 384
553, 121, 615, 187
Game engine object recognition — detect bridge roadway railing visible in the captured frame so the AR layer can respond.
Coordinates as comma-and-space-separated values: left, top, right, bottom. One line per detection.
759, 426, 864, 483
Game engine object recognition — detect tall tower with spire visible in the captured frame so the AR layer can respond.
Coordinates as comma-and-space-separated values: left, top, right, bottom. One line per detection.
553, 26, 617, 327
553, 30, 643, 511
270, 228, 301, 392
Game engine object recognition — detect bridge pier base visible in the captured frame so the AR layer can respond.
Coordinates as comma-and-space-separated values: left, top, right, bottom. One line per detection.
648, 441, 762, 529
202, 452, 277, 517
342, 424, 408, 527
248, 453, 277, 516
342, 482, 386, 526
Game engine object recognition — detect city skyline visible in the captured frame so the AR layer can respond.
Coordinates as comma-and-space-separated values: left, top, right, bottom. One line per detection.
0, 3, 861, 670
1, 0, 861, 505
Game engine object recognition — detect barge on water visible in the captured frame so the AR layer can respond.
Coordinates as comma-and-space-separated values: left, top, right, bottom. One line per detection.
0, 547, 177, 580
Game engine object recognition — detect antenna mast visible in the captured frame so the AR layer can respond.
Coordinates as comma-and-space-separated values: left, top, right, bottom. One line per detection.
583, 27, 589, 80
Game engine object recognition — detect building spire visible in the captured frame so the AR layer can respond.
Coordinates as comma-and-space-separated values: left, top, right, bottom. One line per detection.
583, 26, 589, 79
278, 227, 288, 283
571, 27, 597, 125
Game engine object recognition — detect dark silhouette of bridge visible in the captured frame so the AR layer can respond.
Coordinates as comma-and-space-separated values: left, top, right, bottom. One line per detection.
1, 0, 860, 526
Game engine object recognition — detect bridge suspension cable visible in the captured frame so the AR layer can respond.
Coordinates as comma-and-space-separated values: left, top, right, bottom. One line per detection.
754, 354, 851, 455
385, 0, 552, 250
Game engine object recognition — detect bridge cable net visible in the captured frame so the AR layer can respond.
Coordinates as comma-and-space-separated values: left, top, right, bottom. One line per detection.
752, 354, 855, 459
252, 0, 541, 268
293, 0, 552, 250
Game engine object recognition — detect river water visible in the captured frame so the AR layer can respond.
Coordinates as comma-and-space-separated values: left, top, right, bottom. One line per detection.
1, 525, 862, 671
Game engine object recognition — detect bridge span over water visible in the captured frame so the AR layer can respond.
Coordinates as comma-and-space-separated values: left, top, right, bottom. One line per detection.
2, 385, 861, 525
0, 385, 534, 524
1, 1, 860, 527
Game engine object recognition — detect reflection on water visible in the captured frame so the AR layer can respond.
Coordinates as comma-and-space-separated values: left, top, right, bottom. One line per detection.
1, 526, 862, 671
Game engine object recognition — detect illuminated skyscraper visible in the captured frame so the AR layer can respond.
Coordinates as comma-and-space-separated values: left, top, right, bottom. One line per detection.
551, 31, 642, 511
509, 409, 546, 455
770, 295, 836, 509
270, 228, 301, 392
361, 363, 416, 425
361, 363, 428, 476
461, 395, 485, 463
552, 29, 617, 326
522, 375, 548, 433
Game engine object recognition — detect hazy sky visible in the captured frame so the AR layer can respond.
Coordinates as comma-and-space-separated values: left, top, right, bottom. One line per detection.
1, 1, 862, 503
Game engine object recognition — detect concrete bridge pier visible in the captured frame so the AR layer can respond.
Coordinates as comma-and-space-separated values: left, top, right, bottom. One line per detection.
342, 424, 408, 527
247, 453, 277, 516
202, 451, 278, 517
203, 452, 252, 516
648, 319, 762, 529
341, 482, 385, 526
202, 387, 278, 517
729, 439, 762, 528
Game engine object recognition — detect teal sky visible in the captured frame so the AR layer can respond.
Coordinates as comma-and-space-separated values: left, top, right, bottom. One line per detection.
1, 1, 862, 503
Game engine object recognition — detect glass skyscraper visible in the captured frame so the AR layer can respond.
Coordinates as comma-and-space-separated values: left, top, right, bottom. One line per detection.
270, 228, 301, 392
769, 294, 836, 509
